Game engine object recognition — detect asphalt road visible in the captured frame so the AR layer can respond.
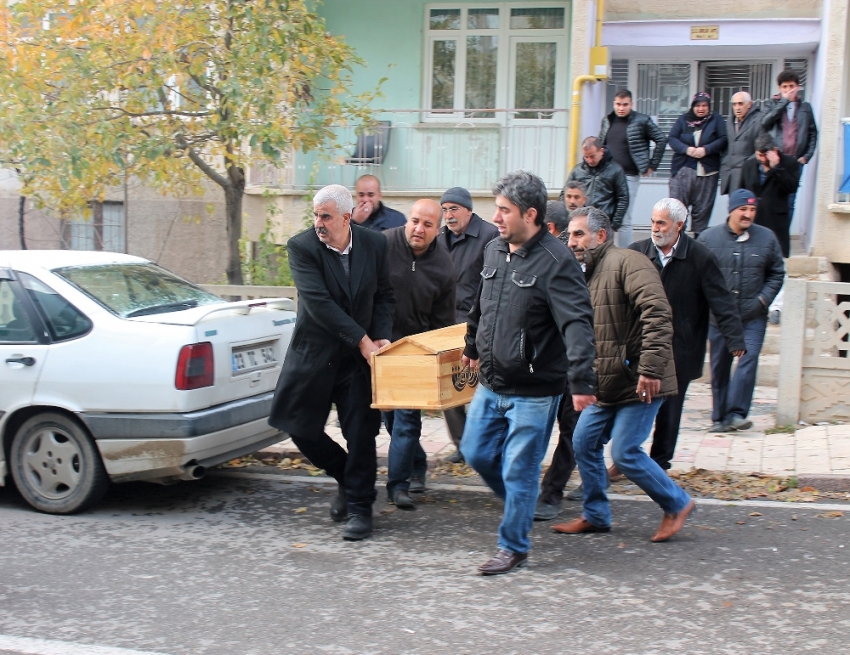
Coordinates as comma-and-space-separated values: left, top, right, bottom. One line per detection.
1, 469, 849, 655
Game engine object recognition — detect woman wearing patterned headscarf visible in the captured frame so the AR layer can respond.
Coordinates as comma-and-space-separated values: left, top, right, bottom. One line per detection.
667, 92, 729, 237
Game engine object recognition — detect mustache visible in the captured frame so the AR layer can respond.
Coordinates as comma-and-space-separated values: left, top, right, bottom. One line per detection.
315, 227, 329, 236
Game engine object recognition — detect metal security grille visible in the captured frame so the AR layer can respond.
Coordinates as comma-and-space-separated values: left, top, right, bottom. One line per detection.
784, 58, 809, 91
636, 63, 691, 177
701, 62, 773, 117
606, 59, 630, 109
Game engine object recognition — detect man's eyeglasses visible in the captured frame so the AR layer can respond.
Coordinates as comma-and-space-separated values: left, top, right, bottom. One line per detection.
441, 206, 462, 214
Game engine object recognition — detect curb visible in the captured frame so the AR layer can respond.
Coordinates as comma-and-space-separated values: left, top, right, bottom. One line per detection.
255, 446, 446, 470
797, 474, 850, 492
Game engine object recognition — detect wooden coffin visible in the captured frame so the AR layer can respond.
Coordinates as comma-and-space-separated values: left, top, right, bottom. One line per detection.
371, 323, 479, 410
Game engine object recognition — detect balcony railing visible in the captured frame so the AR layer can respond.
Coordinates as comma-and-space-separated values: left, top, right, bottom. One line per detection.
247, 109, 570, 193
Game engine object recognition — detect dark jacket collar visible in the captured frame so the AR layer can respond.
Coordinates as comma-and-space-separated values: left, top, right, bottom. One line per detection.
440, 212, 484, 242
583, 149, 613, 173
607, 109, 636, 125
642, 232, 691, 264
493, 223, 546, 257
581, 238, 615, 278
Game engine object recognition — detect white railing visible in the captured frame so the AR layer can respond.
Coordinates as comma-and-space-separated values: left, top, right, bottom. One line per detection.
777, 279, 850, 425
246, 109, 570, 192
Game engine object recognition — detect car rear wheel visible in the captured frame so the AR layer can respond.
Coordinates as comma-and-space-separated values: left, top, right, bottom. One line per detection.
10, 412, 109, 514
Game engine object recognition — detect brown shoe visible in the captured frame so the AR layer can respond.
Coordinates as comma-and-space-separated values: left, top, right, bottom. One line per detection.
607, 464, 626, 482
478, 549, 528, 575
552, 517, 611, 534
651, 499, 696, 542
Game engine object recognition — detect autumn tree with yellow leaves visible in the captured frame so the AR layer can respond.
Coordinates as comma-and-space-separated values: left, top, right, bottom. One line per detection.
0, 1, 379, 283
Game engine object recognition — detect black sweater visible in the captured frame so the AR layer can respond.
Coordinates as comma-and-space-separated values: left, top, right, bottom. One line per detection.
384, 226, 457, 342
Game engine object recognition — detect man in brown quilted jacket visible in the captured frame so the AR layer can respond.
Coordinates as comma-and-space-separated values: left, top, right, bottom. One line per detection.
552, 207, 695, 543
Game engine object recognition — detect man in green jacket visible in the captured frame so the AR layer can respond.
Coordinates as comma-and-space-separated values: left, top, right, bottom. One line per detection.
553, 207, 695, 543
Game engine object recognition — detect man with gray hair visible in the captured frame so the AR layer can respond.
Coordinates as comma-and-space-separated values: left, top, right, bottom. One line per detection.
720, 92, 763, 196
554, 206, 695, 543
629, 198, 745, 471
269, 184, 395, 541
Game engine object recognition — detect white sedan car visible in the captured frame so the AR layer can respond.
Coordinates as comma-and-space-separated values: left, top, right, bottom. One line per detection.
0, 251, 295, 514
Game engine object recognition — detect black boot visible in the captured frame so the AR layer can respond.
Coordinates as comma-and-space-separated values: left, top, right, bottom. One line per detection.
343, 514, 373, 541
330, 483, 347, 522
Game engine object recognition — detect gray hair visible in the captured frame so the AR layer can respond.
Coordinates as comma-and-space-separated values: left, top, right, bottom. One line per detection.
653, 198, 687, 225
731, 91, 752, 103
563, 180, 588, 196
545, 201, 570, 233
313, 184, 354, 215
569, 206, 612, 239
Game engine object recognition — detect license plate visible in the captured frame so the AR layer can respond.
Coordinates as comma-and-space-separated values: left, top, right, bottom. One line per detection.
232, 341, 277, 375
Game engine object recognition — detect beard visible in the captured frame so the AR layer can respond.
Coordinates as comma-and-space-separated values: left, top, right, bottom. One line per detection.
651, 231, 676, 248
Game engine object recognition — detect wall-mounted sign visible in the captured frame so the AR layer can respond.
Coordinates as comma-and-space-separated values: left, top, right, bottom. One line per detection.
691, 25, 719, 40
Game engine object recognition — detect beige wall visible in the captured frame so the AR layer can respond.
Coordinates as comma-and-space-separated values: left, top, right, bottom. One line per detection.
811, 0, 850, 264
0, 178, 229, 284
605, 0, 822, 21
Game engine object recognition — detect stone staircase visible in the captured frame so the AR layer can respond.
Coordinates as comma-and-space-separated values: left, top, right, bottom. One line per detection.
695, 324, 780, 387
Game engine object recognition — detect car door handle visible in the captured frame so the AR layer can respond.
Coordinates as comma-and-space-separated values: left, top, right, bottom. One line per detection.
6, 357, 36, 366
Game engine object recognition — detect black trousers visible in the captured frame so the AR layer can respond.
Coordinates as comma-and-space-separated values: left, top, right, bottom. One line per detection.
649, 377, 690, 470
539, 381, 581, 505
443, 405, 467, 448
289, 356, 381, 516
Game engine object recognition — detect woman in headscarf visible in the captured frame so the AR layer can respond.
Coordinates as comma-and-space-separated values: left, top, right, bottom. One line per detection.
667, 92, 728, 237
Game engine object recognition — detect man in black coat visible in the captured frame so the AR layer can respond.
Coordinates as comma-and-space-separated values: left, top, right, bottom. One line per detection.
740, 133, 800, 258
630, 198, 745, 470
269, 184, 395, 541
382, 199, 456, 509
438, 187, 499, 464
562, 137, 630, 234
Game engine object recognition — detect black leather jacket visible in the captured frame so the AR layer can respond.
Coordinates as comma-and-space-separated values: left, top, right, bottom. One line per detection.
599, 110, 667, 175
760, 96, 818, 162
463, 226, 597, 397
562, 151, 629, 229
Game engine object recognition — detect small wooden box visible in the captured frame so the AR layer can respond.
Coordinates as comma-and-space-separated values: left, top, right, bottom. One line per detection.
371, 323, 479, 410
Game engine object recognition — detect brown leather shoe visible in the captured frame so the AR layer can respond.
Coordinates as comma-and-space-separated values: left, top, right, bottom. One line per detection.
552, 517, 611, 534
607, 464, 626, 482
478, 549, 528, 575
651, 499, 696, 542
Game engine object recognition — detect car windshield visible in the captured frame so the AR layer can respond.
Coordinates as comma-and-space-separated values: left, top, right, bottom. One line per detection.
54, 263, 225, 318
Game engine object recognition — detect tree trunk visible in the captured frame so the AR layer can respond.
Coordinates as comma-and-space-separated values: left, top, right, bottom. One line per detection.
224, 175, 245, 285
18, 194, 27, 250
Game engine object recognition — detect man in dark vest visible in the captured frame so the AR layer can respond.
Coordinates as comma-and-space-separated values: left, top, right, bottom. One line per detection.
269, 184, 395, 541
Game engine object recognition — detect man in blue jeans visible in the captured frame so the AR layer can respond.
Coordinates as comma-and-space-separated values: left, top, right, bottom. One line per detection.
383, 199, 456, 509
554, 207, 695, 542
461, 171, 597, 575
698, 190, 785, 432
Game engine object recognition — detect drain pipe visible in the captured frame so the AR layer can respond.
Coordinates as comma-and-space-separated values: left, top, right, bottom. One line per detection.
568, 0, 609, 169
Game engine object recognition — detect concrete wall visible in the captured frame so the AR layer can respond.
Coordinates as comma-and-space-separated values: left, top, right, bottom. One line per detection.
0, 171, 229, 284
811, 0, 850, 264
605, 0, 822, 21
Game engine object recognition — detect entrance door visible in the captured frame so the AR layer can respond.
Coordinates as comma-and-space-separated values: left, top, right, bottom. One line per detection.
505, 36, 567, 188
700, 62, 773, 118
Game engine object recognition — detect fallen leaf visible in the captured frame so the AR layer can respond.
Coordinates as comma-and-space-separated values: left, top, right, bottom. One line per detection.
736, 520, 746, 525
722, 601, 734, 608
292, 458, 302, 466
800, 486, 816, 492
816, 511, 844, 519
292, 543, 307, 548
449, 499, 458, 504
308, 468, 325, 476
309, 487, 322, 493
280, 458, 292, 466
791, 515, 798, 520
749, 512, 762, 517
294, 507, 307, 514
618, 542, 627, 548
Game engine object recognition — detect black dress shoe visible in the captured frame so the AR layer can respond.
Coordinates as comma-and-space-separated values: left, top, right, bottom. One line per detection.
330, 483, 347, 523
343, 514, 373, 541
408, 474, 426, 493
391, 489, 415, 510
445, 449, 464, 464
478, 549, 528, 575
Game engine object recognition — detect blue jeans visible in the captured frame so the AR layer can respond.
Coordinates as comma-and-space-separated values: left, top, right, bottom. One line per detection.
460, 385, 561, 554
573, 399, 691, 528
709, 316, 767, 423
384, 410, 427, 496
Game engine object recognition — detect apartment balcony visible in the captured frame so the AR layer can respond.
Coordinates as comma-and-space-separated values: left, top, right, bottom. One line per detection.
246, 109, 570, 194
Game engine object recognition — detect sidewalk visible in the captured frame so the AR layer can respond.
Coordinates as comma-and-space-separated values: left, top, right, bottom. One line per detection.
261, 382, 850, 487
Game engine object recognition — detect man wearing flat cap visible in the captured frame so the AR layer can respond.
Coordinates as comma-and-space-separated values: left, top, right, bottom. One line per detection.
438, 187, 499, 466
698, 189, 785, 433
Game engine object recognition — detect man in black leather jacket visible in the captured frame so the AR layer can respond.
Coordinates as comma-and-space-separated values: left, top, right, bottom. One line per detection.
561, 137, 629, 233
461, 171, 597, 576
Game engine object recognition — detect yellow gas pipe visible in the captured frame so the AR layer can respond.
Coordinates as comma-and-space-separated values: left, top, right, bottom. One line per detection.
568, 0, 608, 169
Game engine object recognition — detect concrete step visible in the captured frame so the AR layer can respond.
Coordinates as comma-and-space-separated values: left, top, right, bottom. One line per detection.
696, 353, 779, 387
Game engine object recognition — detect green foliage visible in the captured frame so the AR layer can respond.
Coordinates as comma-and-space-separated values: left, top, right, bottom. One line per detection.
240, 217, 294, 287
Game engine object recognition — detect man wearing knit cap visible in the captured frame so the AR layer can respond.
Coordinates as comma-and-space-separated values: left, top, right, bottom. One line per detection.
438, 187, 499, 465
698, 190, 785, 432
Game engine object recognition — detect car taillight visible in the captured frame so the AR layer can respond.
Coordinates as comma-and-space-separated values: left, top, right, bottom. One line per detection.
175, 342, 214, 390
